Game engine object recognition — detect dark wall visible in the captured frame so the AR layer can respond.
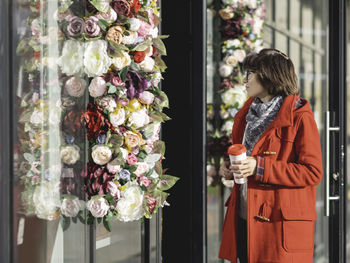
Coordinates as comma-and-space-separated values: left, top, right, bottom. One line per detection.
161, 0, 207, 262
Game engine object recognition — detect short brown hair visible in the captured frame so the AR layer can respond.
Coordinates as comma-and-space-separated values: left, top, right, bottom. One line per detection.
242, 48, 299, 96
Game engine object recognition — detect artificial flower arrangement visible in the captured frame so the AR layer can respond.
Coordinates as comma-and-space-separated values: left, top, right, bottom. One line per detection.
207, 0, 266, 187
16, 0, 178, 231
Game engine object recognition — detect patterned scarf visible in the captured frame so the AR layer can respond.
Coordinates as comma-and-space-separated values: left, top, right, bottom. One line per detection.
243, 95, 284, 156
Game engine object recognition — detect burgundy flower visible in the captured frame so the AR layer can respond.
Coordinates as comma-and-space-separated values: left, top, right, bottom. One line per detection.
220, 79, 234, 90
62, 109, 85, 138
221, 18, 243, 40
125, 70, 148, 99
145, 195, 157, 214
83, 162, 114, 198
112, 0, 131, 17
83, 103, 117, 141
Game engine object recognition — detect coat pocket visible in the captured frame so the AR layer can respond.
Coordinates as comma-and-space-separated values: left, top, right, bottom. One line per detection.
281, 207, 316, 253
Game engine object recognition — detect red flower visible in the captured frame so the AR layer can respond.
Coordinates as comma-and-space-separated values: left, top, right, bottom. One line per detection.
83, 103, 117, 141
130, 0, 141, 15
133, 51, 146, 63
62, 109, 85, 137
112, 0, 131, 17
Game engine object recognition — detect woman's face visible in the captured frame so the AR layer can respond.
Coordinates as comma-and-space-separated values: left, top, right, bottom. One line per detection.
244, 71, 269, 99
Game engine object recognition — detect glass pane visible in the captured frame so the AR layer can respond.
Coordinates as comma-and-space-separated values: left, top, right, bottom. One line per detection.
13, 0, 90, 262
96, 221, 141, 262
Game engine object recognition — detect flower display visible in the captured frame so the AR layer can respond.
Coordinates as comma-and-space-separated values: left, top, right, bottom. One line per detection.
207, 0, 265, 187
16, 0, 177, 231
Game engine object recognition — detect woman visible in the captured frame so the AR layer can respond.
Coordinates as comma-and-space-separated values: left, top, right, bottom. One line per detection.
218, 48, 323, 263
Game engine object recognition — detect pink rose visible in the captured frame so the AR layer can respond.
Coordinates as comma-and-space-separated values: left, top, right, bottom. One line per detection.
65, 76, 87, 97
126, 153, 138, 165
138, 21, 153, 38
139, 176, 152, 187
107, 181, 121, 199
95, 9, 118, 23
145, 195, 157, 214
88, 77, 107, 97
112, 76, 126, 87
139, 91, 155, 105
134, 162, 149, 177
86, 197, 109, 217
233, 49, 246, 63
107, 163, 121, 174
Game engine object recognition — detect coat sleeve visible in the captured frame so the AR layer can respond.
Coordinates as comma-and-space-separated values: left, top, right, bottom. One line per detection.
261, 112, 323, 187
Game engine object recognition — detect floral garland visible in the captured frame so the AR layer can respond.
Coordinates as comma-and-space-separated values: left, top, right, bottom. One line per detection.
16, 0, 177, 231
207, 0, 265, 187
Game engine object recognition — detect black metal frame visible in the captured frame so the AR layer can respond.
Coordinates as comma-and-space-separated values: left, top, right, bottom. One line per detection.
0, 0, 13, 261
328, 1, 347, 262
161, 0, 207, 262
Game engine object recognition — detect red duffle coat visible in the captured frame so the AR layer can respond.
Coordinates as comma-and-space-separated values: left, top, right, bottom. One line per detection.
219, 94, 323, 263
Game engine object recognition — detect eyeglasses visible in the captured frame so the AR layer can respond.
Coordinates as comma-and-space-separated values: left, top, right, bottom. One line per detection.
244, 70, 254, 82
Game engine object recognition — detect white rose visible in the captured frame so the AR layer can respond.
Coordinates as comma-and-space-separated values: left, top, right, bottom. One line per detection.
84, 40, 111, 77
151, 72, 162, 87
139, 91, 155, 105
33, 182, 61, 220
252, 18, 264, 35
95, 8, 118, 23
107, 163, 122, 174
245, 0, 258, 9
112, 51, 131, 70
134, 162, 150, 177
145, 122, 160, 146
138, 56, 155, 73
57, 40, 84, 76
89, 77, 107, 98
60, 145, 80, 165
86, 197, 109, 218
120, 147, 128, 160
226, 39, 241, 49
233, 49, 246, 63
110, 108, 125, 127
221, 86, 247, 108
61, 197, 85, 217
222, 0, 238, 5
96, 95, 117, 112
65, 76, 87, 97
122, 30, 138, 45
224, 55, 238, 67
221, 120, 234, 134
219, 63, 233, 77
91, 145, 112, 165
116, 182, 145, 222
128, 109, 150, 128
144, 46, 153, 57
30, 108, 44, 126
149, 27, 159, 38
129, 18, 141, 31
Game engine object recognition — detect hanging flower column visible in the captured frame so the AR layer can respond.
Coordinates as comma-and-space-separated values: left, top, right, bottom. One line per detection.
208, 0, 266, 187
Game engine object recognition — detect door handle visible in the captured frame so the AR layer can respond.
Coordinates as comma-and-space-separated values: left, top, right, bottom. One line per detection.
324, 111, 340, 217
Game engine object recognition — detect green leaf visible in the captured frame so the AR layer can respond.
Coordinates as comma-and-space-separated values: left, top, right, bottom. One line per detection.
157, 175, 179, 191
77, 212, 86, 224
154, 160, 163, 176
98, 19, 109, 31
158, 35, 170, 39
72, 216, 77, 224
23, 153, 35, 163
142, 124, 156, 139
154, 57, 167, 72
108, 40, 125, 57
61, 216, 71, 231
153, 190, 170, 204
107, 85, 117, 94
130, 60, 139, 71
119, 66, 129, 82
97, 217, 102, 224
153, 37, 167, 56
58, 0, 73, 13
157, 91, 169, 109
128, 165, 137, 172
131, 39, 153, 52
136, 11, 150, 24
103, 217, 112, 232
153, 141, 165, 156
86, 213, 95, 225
137, 150, 147, 161
149, 112, 164, 123
16, 38, 32, 55
89, 0, 111, 13
108, 134, 124, 147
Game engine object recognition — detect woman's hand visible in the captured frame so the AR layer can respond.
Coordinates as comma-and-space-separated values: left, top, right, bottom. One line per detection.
219, 160, 233, 180
230, 156, 257, 179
